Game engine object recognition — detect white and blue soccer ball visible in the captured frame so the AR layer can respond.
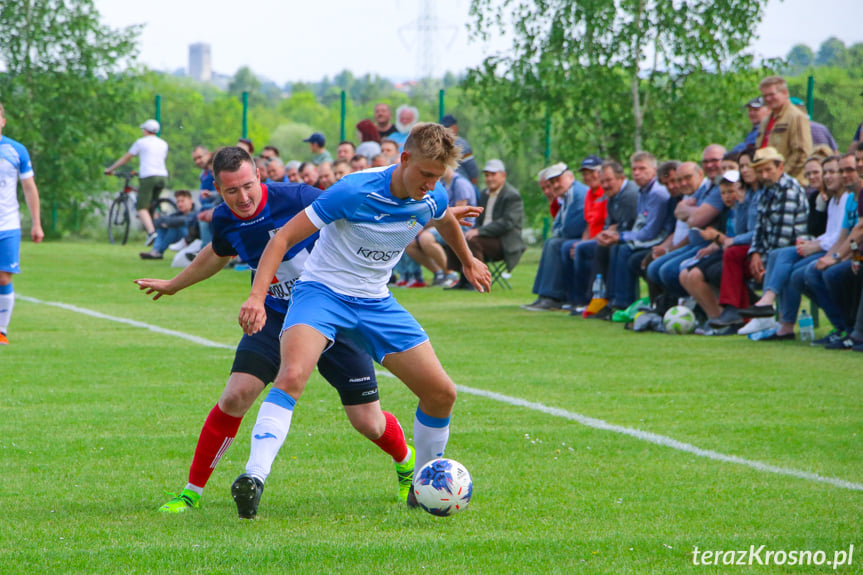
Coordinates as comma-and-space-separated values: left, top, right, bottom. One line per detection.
663, 305, 696, 335
413, 458, 473, 516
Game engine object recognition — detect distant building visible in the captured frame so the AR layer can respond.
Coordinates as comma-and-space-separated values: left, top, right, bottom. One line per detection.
188, 43, 211, 83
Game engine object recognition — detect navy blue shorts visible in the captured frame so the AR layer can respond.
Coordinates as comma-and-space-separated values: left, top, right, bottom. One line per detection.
232, 304, 378, 405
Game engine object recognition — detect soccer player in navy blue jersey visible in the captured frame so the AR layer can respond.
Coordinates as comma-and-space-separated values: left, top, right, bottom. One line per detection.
135, 147, 415, 515
237, 123, 490, 515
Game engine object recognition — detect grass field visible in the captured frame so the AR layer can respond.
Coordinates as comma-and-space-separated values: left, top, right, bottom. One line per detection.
2, 240, 862, 574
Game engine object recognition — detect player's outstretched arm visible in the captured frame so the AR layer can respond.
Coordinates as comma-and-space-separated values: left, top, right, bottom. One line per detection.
433, 209, 491, 293
239, 210, 319, 335
135, 244, 230, 300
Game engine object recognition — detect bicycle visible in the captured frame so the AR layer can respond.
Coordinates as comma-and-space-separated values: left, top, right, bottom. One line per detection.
107, 171, 178, 245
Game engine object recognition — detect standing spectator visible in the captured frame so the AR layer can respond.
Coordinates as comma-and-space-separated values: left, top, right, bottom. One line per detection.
140, 190, 196, 260
441, 115, 479, 187
756, 75, 812, 181
373, 103, 398, 138
731, 97, 769, 154
261, 146, 279, 161
336, 141, 356, 161
355, 119, 382, 161
105, 119, 169, 245
0, 101, 44, 345
521, 162, 588, 310
390, 105, 419, 147
446, 159, 525, 289
303, 132, 333, 165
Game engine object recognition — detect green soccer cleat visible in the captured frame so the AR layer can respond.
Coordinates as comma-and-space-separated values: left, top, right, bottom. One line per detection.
158, 489, 201, 513
396, 446, 415, 503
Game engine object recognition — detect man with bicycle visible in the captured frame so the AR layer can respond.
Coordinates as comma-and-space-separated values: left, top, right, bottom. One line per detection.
105, 119, 169, 246
0, 101, 44, 345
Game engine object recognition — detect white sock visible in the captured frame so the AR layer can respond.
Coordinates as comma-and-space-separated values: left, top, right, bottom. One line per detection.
245, 388, 296, 482
0, 289, 14, 334
184, 483, 204, 496
413, 407, 450, 469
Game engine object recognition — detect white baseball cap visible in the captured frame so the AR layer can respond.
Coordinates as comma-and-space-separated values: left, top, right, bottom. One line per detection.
140, 119, 160, 133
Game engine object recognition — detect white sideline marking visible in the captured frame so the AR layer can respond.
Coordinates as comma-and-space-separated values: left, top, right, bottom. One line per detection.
20, 295, 863, 492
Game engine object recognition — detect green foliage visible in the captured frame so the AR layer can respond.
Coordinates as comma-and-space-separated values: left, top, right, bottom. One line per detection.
815, 37, 848, 69
0, 0, 141, 235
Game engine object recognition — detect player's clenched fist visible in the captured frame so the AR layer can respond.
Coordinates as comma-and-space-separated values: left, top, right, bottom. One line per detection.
239, 295, 266, 335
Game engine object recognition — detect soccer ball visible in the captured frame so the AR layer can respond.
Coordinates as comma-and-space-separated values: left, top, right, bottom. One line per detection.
412, 458, 473, 516
663, 305, 696, 335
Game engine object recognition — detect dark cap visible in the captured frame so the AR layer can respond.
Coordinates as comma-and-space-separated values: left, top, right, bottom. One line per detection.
440, 114, 457, 128
744, 96, 764, 109
303, 132, 326, 146
579, 155, 603, 171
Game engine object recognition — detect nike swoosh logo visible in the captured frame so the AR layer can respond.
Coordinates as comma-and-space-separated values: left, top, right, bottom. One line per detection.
254, 432, 277, 440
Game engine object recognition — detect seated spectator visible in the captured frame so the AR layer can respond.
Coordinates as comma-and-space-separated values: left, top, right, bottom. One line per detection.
721, 151, 739, 175
265, 157, 289, 183
856, 142, 863, 179
192, 147, 220, 251
741, 153, 848, 340
445, 159, 525, 290
405, 166, 476, 287
299, 161, 319, 187
336, 140, 356, 161
638, 160, 685, 304
601, 151, 670, 310
521, 162, 589, 310
140, 190, 195, 260
646, 144, 725, 305
679, 171, 745, 332
355, 119, 382, 161
317, 161, 336, 189
332, 159, 351, 181
261, 145, 279, 160
371, 153, 389, 168
303, 132, 333, 165
350, 154, 369, 172
568, 159, 638, 313
804, 156, 828, 237
441, 115, 479, 187
806, 153, 862, 347
381, 139, 400, 164
390, 105, 419, 147
536, 167, 562, 218
285, 160, 302, 183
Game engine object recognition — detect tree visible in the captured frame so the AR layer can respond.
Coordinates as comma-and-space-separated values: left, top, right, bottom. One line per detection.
467, 0, 769, 155
0, 0, 141, 234
815, 37, 848, 68
786, 44, 814, 74
228, 66, 262, 101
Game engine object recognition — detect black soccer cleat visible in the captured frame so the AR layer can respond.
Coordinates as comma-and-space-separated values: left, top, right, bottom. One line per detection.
231, 473, 265, 519
406, 484, 420, 509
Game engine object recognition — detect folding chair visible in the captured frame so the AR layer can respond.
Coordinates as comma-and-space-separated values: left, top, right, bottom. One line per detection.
487, 260, 512, 290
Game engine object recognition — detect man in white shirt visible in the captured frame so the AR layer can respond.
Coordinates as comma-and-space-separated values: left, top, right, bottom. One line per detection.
105, 119, 169, 245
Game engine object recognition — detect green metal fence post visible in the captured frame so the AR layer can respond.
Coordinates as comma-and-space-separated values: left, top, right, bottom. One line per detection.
242, 92, 249, 138
439, 89, 445, 123
340, 91, 347, 141
806, 75, 815, 118
154, 95, 161, 137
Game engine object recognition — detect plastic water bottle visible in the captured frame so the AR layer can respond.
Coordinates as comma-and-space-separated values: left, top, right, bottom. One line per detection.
748, 327, 777, 341
592, 274, 605, 300
798, 310, 814, 342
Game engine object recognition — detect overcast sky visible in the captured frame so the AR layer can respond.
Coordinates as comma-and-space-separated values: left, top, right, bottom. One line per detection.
93, 0, 863, 85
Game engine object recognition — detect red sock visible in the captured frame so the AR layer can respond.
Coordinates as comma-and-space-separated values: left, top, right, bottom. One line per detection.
371, 411, 409, 462
188, 404, 243, 489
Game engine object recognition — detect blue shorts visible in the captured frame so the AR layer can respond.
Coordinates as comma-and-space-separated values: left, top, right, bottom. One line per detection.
233, 304, 379, 405
0, 229, 21, 274
283, 280, 429, 364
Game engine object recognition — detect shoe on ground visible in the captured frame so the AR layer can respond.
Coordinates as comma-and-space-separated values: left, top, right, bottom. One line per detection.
586, 305, 614, 321
521, 298, 542, 309
231, 473, 265, 519
739, 304, 776, 318
708, 306, 743, 328
431, 272, 446, 287
581, 298, 608, 318
442, 271, 461, 288
168, 238, 188, 252
145, 231, 158, 246
696, 324, 739, 336
824, 336, 862, 351
395, 279, 409, 287
159, 489, 201, 513
761, 331, 795, 341
406, 278, 427, 288
811, 330, 846, 347
395, 446, 415, 502
406, 483, 420, 509
444, 277, 470, 290
737, 316, 777, 335
0, 332, 7, 345
140, 250, 164, 260
570, 305, 588, 316
523, 296, 564, 311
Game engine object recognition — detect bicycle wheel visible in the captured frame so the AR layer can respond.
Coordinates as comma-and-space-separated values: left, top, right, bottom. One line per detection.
151, 197, 178, 219
108, 196, 130, 245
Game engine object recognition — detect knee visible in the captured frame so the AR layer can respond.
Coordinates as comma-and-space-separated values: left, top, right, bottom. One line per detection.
272, 364, 311, 397
348, 408, 387, 440
420, 379, 457, 411
218, 378, 263, 416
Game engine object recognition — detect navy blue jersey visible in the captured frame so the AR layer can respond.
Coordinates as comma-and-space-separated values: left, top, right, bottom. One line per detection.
211, 182, 321, 313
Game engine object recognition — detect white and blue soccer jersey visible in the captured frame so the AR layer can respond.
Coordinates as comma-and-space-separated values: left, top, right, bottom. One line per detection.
0, 136, 35, 232
211, 182, 321, 314
302, 164, 448, 298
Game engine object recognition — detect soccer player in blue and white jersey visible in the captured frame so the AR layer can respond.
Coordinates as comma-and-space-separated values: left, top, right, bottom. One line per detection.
237, 123, 490, 516
0, 102, 44, 345
135, 147, 414, 516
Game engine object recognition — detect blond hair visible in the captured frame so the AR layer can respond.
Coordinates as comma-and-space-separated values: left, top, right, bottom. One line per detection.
404, 122, 462, 170
759, 75, 788, 92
